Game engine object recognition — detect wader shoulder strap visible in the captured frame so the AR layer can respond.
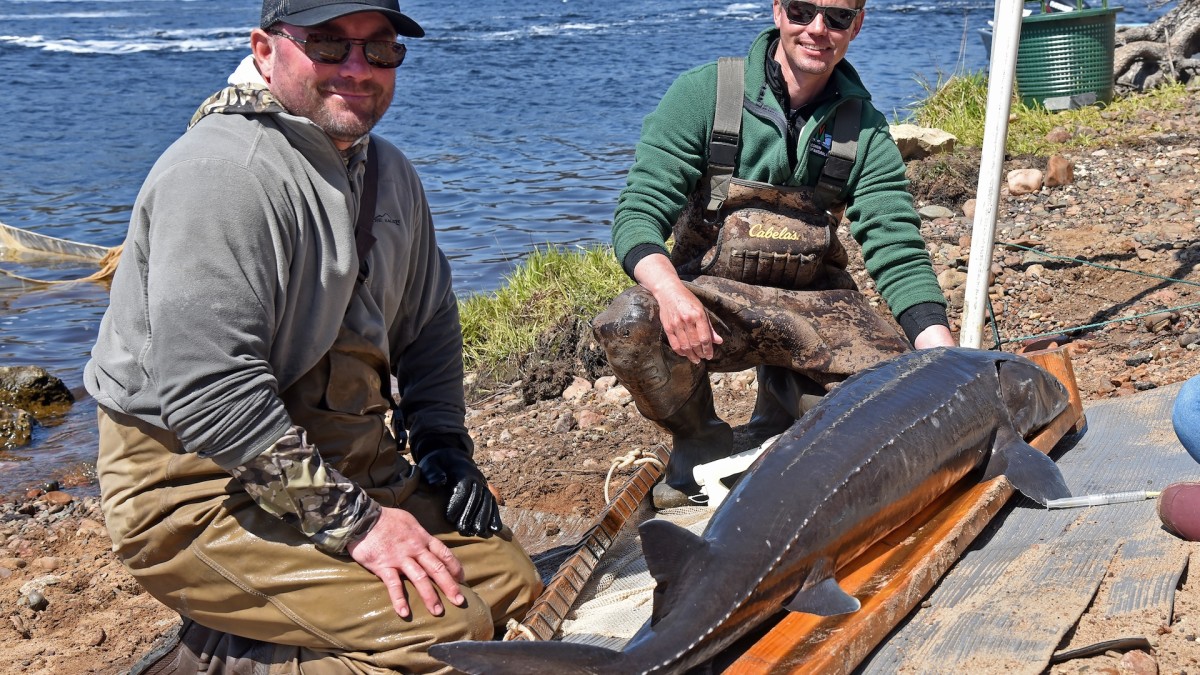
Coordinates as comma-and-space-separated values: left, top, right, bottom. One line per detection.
355, 138, 379, 285
705, 56, 745, 216
813, 98, 861, 210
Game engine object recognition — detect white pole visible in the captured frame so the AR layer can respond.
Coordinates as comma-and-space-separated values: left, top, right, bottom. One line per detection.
960, 0, 1024, 349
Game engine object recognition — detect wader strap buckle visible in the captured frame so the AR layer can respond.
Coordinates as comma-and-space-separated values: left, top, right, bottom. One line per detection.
813, 98, 861, 211
704, 57, 746, 218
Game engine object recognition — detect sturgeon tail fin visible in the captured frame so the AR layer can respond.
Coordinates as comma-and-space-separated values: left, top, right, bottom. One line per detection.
429, 639, 625, 675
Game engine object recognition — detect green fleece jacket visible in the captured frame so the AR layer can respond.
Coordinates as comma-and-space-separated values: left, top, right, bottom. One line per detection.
613, 28, 946, 321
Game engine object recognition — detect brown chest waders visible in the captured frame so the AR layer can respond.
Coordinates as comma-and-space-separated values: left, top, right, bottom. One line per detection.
592, 57, 910, 508
98, 145, 540, 675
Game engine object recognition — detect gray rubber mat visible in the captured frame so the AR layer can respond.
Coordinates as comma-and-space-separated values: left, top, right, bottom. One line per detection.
859, 382, 1199, 674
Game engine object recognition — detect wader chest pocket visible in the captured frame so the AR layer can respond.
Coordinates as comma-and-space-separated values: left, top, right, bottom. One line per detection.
324, 350, 391, 416
700, 206, 832, 290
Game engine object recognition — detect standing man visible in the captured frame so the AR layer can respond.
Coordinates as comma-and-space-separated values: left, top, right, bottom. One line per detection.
86, 1, 541, 672
593, 0, 956, 508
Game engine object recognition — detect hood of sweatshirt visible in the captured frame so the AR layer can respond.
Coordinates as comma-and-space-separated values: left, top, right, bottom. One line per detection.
188, 55, 287, 129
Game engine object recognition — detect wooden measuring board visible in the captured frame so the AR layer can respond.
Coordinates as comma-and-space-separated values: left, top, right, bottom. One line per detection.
509, 445, 670, 641
724, 347, 1085, 673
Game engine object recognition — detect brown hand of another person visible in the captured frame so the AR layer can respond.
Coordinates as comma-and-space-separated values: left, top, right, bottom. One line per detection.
346, 507, 466, 619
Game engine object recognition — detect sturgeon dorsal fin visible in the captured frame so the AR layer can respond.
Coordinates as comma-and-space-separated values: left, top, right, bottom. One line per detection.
639, 518, 706, 623
784, 559, 860, 616
982, 425, 1072, 505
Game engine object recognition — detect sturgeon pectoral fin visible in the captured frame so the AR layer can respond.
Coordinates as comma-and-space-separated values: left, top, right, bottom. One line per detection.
639, 518, 707, 622
784, 577, 861, 616
983, 425, 1072, 505
639, 518, 707, 588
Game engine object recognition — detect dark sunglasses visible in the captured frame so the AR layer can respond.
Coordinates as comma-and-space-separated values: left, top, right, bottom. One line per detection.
783, 1, 861, 31
269, 30, 406, 69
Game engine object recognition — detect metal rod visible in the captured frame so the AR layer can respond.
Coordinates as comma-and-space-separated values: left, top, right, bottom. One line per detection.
1045, 490, 1161, 509
960, 0, 1023, 348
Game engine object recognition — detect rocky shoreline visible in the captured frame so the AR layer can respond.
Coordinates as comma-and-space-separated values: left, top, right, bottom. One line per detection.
2, 96, 1200, 673
1, 491, 178, 674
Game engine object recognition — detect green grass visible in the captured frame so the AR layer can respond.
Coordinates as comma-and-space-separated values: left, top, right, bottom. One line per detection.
905, 73, 1190, 155
459, 244, 628, 378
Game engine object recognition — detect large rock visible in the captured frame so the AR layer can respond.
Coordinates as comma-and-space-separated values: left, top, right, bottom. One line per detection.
937, 268, 968, 291
889, 124, 957, 161
0, 404, 34, 449
918, 205, 955, 221
0, 366, 74, 418
1006, 168, 1044, 196
1044, 153, 1075, 188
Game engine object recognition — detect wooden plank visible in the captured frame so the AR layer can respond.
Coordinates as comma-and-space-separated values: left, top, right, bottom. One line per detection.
724, 347, 1082, 674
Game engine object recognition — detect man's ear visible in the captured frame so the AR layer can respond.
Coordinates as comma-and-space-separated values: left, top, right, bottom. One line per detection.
250, 29, 274, 84
850, 9, 865, 40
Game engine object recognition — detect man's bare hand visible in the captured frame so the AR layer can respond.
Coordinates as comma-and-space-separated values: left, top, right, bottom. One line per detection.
913, 324, 956, 349
657, 283, 722, 363
346, 507, 465, 619
634, 254, 723, 364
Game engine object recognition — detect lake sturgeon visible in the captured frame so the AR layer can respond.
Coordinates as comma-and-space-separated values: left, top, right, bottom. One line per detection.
431, 347, 1073, 674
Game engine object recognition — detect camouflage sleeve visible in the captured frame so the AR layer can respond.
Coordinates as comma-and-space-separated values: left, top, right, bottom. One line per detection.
227, 425, 382, 555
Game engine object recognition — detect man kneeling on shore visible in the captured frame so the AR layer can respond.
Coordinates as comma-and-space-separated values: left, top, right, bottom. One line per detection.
85, 1, 541, 672
593, 0, 955, 509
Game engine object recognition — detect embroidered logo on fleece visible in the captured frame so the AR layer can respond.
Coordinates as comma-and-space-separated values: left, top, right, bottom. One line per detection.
808, 125, 833, 158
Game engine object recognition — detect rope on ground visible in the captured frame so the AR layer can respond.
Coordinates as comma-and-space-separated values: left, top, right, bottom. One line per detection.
1002, 242, 1200, 288
983, 242, 1200, 347
604, 448, 664, 504
502, 618, 538, 642
994, 301, 1200, 347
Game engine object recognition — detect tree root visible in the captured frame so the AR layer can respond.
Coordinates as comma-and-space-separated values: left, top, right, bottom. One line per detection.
1113, 5, 1200, 92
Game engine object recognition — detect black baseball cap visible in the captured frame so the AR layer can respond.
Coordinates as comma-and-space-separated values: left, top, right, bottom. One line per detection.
261, 0, 424, 38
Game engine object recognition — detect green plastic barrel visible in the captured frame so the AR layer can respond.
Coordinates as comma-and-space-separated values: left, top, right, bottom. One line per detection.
1016, 2, 1123, 111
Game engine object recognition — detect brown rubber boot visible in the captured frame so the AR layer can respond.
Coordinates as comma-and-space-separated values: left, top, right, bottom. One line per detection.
745, 367, 827, 441
129, 621, 191, 675
745, 366, 799, 439
652, 378, 734, 509
1159, 481, 1200, 541
130, 619, 277, 675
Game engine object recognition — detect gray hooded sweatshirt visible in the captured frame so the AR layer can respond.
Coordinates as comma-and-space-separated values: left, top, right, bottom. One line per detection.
85, 80, 467, 470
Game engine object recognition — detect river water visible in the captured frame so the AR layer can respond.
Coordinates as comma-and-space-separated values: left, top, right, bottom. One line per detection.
0, 0, 1165, 491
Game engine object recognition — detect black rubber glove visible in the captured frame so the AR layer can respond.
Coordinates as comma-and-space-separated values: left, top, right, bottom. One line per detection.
417, 448, 503, 538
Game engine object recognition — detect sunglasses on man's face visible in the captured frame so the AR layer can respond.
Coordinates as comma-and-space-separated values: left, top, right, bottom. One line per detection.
270, 30, 407, 69
783, 1, 861, 31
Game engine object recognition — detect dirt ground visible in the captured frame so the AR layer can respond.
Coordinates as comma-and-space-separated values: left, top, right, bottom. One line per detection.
3, 98, 1200, 673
